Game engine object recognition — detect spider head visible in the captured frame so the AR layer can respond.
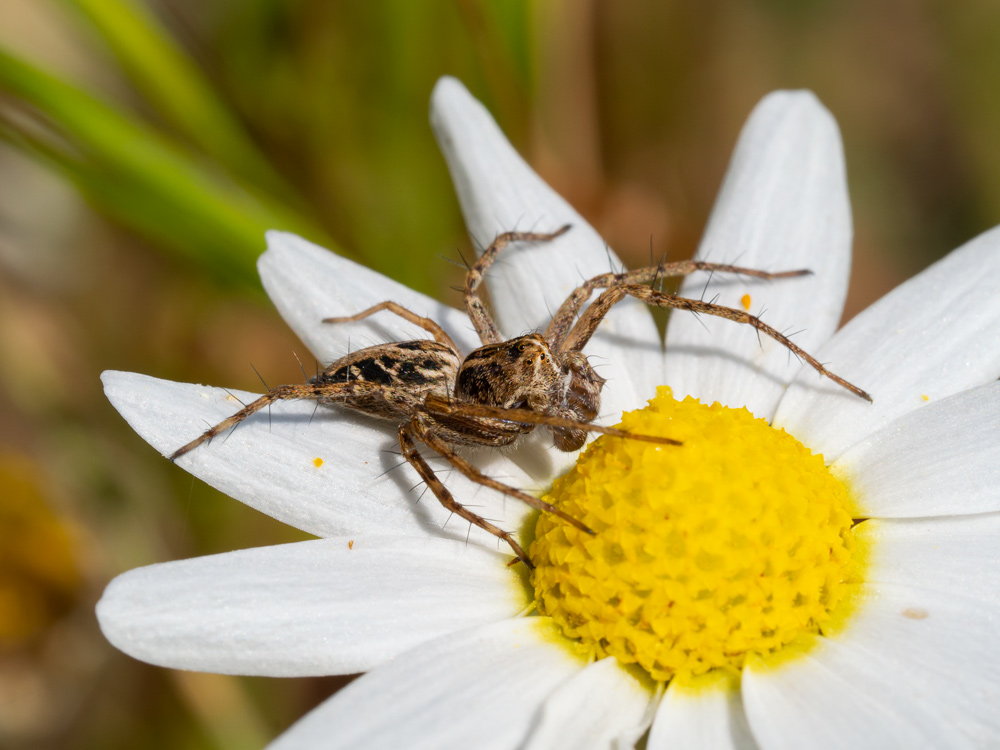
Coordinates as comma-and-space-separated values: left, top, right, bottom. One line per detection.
456, 334, 562, 411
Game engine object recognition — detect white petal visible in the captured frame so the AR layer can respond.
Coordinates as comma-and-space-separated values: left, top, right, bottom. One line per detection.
102, 371, 537, 544
743, 632, 972, 749
823, 583, 1000, 700
521, 658, 654, 750
664, 91, 851, 420
746, 581, 1000, 748
259, 230, 482, 362
854, 515, 1000, 605
775, 224, 1000, 459
430, 76, 663, 421
649, 671, 760, 750
97, 537, 525, 676
269, 617, 585, 750
832, 381, 1000, 517
746, 582, 1000, 748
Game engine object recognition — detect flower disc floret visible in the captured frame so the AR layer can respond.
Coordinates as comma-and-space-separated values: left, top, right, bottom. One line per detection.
530, 387, 855, 681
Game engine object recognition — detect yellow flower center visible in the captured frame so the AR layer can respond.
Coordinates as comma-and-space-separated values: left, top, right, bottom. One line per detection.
530, 387, 856, 682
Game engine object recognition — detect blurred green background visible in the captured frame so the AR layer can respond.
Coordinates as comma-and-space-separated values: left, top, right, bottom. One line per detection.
1, 1, 998, 748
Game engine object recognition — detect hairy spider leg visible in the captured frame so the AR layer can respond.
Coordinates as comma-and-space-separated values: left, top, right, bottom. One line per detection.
169, 373, 675, 564
396, 421, 534, 565
463, 225, 571, 345
560, 284, 873, 402
544, 261, 811, 351
169, 380, 405, 461
422, 393, 680, 447
322, 300, 460, 351
407, 395, 683, 568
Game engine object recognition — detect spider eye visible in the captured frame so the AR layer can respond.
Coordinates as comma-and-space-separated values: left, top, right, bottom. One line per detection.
525, 358, 534, 365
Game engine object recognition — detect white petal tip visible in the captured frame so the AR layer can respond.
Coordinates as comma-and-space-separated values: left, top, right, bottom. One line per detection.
101, 370, 135, 417
429, 77, 492, 149
430, 76, 472, 117
101, 370, 147, 406
264, 228, 290, 246
760, 88, 820, 104
260, 231, 334, 277
263, 229, 310, 257
752, 89, 835, 130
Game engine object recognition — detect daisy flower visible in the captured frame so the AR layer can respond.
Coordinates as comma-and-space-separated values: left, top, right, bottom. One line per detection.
98, 77, 1000, 749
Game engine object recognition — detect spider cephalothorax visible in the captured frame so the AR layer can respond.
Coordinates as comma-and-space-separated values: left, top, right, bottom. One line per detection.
170, 226, 870, 566
454, 334, 605, 451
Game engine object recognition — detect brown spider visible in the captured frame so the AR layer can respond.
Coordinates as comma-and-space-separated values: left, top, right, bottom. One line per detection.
170, 226, 871, 566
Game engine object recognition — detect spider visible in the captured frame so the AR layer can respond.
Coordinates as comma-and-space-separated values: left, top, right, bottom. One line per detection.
170, 226, 871, 567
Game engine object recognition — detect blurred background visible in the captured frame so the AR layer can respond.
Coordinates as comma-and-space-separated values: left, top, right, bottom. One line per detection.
0, 1, 998, 747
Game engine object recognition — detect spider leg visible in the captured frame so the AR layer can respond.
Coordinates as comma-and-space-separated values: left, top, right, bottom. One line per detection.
169, 380, 394, 461
397, 420, 532, 567
422, 394, 681, 446
465, 226, 571, 345
322, 301, 459, 351
561, 285, 872, 402
411, 415, 595, 539
545, 261, 811, 350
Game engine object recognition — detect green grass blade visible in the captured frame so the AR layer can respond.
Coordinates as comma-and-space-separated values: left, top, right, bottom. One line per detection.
0, 118, 260, 286
0, 48, 336, 280
62, 0, 293, 197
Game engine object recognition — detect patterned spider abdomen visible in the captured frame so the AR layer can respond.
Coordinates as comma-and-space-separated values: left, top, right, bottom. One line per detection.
311, 340, 459, 420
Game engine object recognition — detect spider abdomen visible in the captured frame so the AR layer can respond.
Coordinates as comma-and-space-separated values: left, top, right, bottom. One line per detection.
311, 340, 459, 420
